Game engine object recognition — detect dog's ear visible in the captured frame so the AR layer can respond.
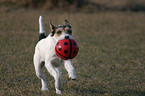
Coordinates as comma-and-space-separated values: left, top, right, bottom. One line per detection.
65, 20, 71, 28
50, 22, 55, 31
50, 22, 55, 36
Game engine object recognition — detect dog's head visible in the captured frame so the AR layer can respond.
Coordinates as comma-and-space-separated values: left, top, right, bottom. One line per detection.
50, 20, 73, 41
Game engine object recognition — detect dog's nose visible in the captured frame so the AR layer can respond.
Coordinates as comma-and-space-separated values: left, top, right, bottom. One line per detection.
65, 36, 69, 39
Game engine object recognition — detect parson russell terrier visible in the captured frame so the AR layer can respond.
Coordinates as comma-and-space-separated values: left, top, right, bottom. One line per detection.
33, 16, 77, 95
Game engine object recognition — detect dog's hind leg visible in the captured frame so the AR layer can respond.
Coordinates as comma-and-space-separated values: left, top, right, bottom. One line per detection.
45, 62, 62, 95
64, 60, 77, 80
33, 53, 48, 91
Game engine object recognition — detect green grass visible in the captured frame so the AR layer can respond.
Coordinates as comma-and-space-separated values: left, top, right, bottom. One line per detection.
0, 8, 145, 96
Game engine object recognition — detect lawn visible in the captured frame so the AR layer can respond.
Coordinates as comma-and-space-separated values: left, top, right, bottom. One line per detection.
0, 7, 145, 96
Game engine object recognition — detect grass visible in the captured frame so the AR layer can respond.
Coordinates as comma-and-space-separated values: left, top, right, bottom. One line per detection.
0, 7, 145, 96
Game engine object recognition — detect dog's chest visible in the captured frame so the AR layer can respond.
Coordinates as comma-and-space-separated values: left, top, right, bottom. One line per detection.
37, 36, 64, 67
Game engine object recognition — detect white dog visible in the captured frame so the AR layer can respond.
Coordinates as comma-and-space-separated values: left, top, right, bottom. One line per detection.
33, 16, 77, 95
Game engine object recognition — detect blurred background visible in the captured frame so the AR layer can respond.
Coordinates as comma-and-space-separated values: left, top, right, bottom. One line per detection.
0, 0, 145, 12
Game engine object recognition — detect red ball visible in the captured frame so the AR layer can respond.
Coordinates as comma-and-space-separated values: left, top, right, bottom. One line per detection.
55, 39, 79, 60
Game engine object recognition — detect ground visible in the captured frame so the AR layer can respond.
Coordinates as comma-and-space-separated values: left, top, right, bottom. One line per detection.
0, 7, 145, 96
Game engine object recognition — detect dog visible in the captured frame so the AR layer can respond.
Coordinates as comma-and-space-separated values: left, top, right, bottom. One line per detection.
33, 16, 77, 95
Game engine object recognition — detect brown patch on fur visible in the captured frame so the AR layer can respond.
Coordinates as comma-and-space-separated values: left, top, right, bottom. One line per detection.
54, 28, 64, 37
65, 27, 72, 35
65, 27, 71, 31
54, 26, 72, 38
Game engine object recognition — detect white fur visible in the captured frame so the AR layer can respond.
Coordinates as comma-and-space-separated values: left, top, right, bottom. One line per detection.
33, 16, 76, 95
39, 16, 45, 34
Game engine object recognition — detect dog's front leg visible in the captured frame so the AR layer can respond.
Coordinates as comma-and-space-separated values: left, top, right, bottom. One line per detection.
64, 60, 77, 80
34, 53, 48, 91
45, 62, 62, 95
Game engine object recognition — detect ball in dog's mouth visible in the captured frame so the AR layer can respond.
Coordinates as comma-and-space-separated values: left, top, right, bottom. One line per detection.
55, 39, 79, 60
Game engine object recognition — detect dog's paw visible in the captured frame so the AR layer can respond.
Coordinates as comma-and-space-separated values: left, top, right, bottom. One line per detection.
41, 87, 49, 91
69, 76, 77, 80
68, 77, 77, 81
71, 78, 77, 81
69, 73, 77, 80
56, 88, 62, 95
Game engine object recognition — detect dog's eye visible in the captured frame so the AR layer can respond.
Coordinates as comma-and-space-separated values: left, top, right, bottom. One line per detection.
57, 31, 62, 34
67, 30, 72, 35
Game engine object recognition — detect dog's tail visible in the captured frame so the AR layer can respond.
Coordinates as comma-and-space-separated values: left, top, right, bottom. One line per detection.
39, 16, 46, 41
